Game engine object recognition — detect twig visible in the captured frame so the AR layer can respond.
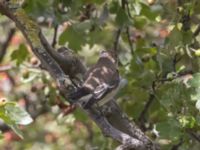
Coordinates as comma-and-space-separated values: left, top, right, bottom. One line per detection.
172, 53, 182, 72
138, 80, 156, 120
177, 1, 191, 32
187, 130, 200, 143
113, 0, 126, 52
125, 0, 133, 19
52, 25, 58, 48
113, 28, 122, 52
0, 28, 16, 62
126, 26, 134, 55
0, 64, 12, 72
181, 13, 190, 32
6, 71, 15, 86
170, 138, 183, 150
121, 0, 126, 9
138, 93, 155, 130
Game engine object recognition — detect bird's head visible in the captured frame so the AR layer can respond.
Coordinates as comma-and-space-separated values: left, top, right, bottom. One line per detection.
99, 50, 118, 65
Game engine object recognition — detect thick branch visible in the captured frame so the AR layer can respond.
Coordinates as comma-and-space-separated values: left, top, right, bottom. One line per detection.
87, 108, 146, 150
104, 101, 158, 150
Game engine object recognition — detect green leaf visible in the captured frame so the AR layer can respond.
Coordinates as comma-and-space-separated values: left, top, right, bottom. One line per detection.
0, 101, 33, 139
59, 26, 85, 51
188, 73, 200, 88
115, 7, 129, 26
109, 1, 120, 14
5, 104, 33, 125
133, 1, 142, 15
0, 131, 3, 139
157, 118, 182, 141
73, 21, 92, 32
134, 16, 147, 29
178, 115, 196, 128
166, 26, 182, 49
188, 73, 200, 101
140, 3, 157, 20
87, 28, 113, 46
156, 82, 190, 112
0, 108, 14, 124
165, 25, 192, 50
11, 44, 29, 66
182, 31, 193, 45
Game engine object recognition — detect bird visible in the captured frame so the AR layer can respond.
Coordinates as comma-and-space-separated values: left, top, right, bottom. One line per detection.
69, 50, 124, 109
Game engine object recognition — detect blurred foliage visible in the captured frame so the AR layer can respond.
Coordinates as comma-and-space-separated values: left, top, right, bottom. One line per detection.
1, 0, 200, 149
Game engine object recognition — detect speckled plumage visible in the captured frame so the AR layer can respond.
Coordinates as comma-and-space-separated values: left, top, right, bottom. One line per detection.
69, 50, 120, 108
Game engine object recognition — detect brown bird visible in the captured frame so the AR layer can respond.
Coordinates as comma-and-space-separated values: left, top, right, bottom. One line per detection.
69, 50, 123, 109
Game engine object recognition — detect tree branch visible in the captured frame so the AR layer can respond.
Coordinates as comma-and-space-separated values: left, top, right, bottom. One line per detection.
87, 108, 146, 150
52, 25, 58, 48
113, 28, 122, 52
0, 64, 12, 72
187, 130, 200, 143
126, 26, 134, 55
170, 138, 183, 150
138, 93, 155, 130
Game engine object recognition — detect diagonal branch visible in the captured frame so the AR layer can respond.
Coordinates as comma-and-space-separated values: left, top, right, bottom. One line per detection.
52, 25, 58, 48
0, 5, 65, 80
87, 108, 146, 150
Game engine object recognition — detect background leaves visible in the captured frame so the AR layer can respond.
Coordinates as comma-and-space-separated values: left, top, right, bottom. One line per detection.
1, 0, 200, 149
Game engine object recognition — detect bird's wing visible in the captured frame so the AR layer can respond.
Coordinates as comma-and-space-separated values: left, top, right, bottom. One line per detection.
93, 82, 109, 99
69, 86, 91, 101
84, 77, 119, 108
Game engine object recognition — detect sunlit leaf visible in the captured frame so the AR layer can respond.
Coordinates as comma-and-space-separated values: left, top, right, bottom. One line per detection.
5, 104, 33, 125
